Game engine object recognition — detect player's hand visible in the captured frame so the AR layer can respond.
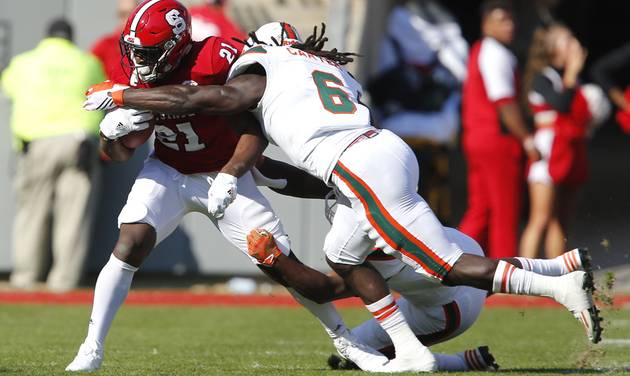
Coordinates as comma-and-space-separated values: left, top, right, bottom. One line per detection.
100, 108, 154, 140
208, 173, 238, 218
84, 81, 129, 111
247, 229, 282, 266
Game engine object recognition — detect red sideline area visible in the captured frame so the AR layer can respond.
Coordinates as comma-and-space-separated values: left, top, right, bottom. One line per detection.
1, 290, 629, 308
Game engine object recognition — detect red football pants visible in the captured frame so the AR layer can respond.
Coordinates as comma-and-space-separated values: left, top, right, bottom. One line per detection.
459, 148, 523, 258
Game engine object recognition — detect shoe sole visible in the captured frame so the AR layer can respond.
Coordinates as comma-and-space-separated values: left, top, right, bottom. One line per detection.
579, 259, 603, 344
477, 346, 500, 371
327, 354, 359, 370
578, 248, 592, 275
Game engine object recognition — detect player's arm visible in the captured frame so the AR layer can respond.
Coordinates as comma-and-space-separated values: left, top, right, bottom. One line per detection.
255, 157, 332, 199
220, 113, 268, 178
118, 68, 266, 116
267, 254, 354, 304
248, 230, 352, 304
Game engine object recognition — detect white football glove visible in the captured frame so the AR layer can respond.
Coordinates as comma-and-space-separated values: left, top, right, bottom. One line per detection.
100, 108, 154, 140
84, 81, 129, 111
208, 173, 238, 219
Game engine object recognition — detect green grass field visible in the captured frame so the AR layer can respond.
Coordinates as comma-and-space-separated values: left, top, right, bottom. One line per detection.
0, 305, 629, 375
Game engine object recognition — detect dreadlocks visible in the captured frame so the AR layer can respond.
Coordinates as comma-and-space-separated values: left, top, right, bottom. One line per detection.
233, 23, 359, 65
292, 23, 358, 65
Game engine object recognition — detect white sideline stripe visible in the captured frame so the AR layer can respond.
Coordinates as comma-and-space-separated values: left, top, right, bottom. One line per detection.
601, 338, 630, 346
130, 0, 161, 38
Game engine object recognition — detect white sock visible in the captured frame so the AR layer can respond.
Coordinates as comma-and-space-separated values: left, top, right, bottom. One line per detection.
434, 353, 468, 371
516, 249, 582, 276
365, 294, 426, 358
84, 254, 138, 349
287, 288, 347, 338
492, 260, 555, 297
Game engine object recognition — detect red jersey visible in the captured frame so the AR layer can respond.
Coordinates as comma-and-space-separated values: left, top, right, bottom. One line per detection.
91, 31, 129, 81
140, 37, 241, 174
462, 38, 521, 156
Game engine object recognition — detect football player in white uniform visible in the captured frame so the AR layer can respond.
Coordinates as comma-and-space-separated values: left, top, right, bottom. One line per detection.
84, 22, 602, 372
245, 155, 592, 372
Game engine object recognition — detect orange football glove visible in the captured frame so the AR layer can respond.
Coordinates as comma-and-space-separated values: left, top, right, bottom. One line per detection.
247, 229, 283, 266
84, 80, 128, 111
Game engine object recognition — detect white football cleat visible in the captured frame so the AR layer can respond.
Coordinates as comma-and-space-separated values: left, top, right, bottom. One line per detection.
65, 343, 103, 372
379, 346, 437, 373
332, 329, 390, 372
552, 270, 603, 343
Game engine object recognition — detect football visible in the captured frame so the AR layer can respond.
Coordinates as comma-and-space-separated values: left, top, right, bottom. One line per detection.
120, 123, 155, 149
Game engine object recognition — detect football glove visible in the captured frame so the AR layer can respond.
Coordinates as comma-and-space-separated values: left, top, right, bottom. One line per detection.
84, 80, 129, 111
247, 229, 283, 266
100, 108, 153, 140
208, 173, 238, 218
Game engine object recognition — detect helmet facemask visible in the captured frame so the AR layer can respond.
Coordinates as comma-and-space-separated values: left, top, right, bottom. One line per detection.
122, 36, 180, 83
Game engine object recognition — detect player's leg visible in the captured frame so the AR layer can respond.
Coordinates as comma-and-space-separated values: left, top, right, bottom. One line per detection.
506, 248, 590, 276
348, 283, 496, 372
334, 130, 600, 343
67, 158, 188, 372
330, 133, 458, 371
444, 251, 601, 342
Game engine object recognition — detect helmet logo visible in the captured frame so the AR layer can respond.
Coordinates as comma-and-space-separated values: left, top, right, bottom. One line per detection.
165, 9, 186, 35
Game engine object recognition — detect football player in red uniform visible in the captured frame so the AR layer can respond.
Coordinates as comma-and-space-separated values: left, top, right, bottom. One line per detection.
67, 1, 380, 371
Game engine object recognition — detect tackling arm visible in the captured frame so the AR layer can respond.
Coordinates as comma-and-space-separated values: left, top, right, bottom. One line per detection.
255, 157, 333, 199
261, 254, 352, 304
220, 113, 268, 178
119, 73, 266, 116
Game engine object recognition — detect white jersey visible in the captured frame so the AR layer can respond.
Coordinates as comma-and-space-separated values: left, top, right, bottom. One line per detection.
227, 45, 372, 182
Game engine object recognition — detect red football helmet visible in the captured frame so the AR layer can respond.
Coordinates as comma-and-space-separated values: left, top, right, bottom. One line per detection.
121, 0, 192, 83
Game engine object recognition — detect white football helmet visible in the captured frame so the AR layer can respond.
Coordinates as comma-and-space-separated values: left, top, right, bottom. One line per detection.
244, 22, 302, 51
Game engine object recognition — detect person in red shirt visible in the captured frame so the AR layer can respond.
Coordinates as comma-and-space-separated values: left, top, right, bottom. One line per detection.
67, 2, 356, 372
459, 0, 539, 259
189, 0, 245, 42
90, 0, 137, 80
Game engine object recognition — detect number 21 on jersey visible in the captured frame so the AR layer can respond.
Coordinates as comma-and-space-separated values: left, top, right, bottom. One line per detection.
312, 70, 357, 114
155, 123, 206, 152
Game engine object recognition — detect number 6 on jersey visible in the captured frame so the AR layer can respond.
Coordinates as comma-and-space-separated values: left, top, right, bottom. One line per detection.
312, 70, 357, 114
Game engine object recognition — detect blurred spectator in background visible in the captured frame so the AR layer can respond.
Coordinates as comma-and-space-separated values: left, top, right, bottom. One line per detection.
591, 41, 630, 134
91, 0, 137, 80
367, 0, 468, 224
459, 0, 539, 259
190, 0, 244, 41
519, 25, 592, 259
0, 19, 105, 292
